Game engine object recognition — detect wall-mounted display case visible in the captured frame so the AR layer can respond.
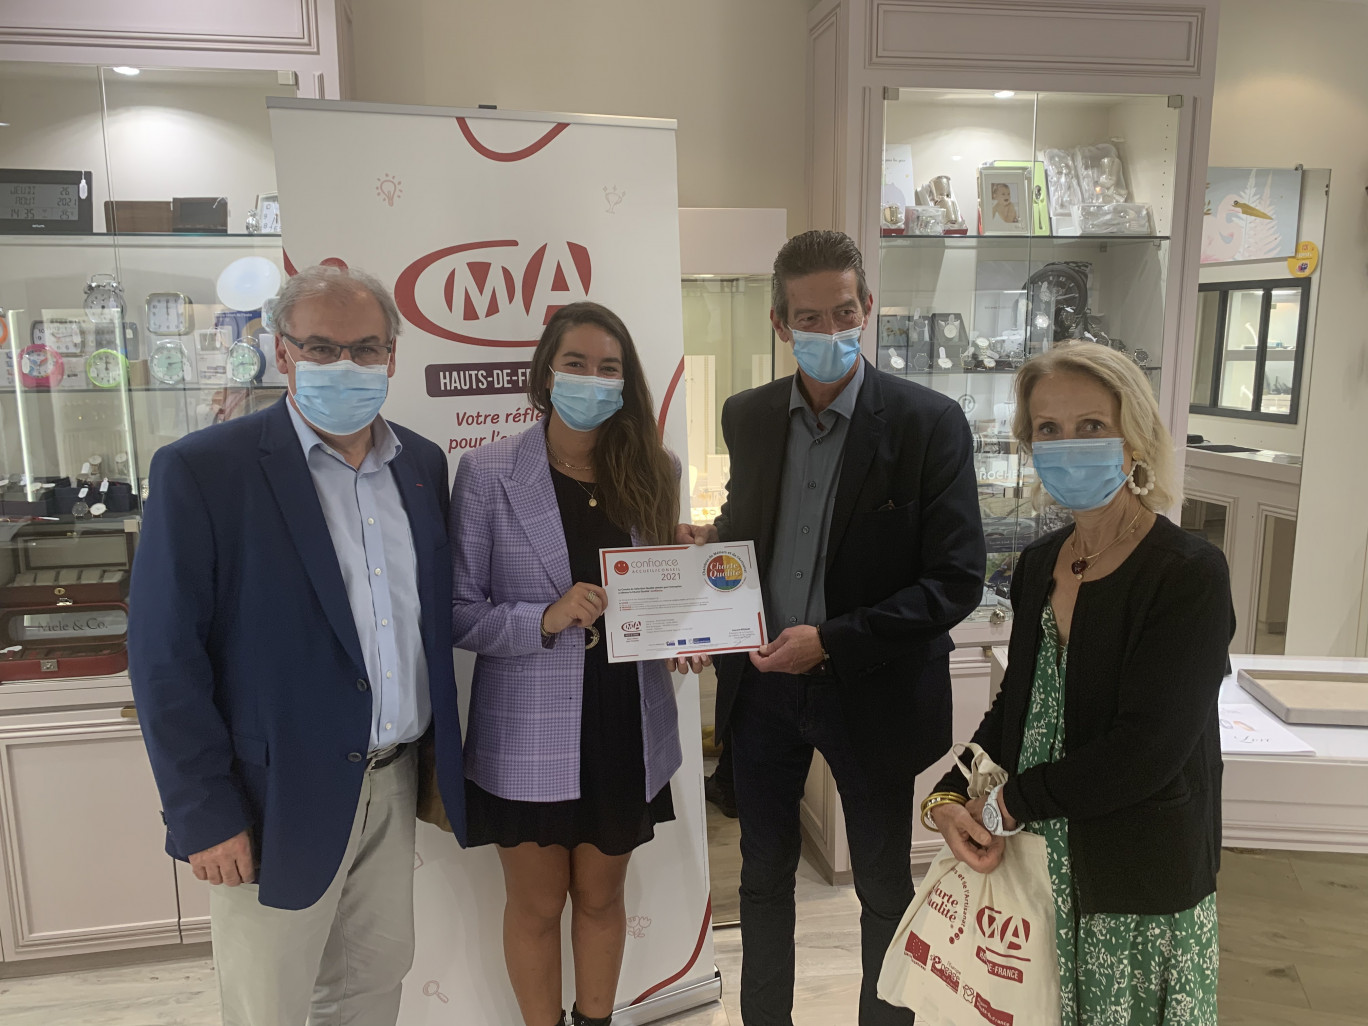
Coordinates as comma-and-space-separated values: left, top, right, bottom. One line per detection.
877, 87, 1180, 624
0, 62, 292, 540
0, 60, 298, 966
804, 0, 1218, 879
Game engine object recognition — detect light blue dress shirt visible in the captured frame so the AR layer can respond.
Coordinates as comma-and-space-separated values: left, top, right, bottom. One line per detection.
288, 401, 430, 753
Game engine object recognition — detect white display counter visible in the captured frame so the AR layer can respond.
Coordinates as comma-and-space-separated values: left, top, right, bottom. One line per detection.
1222, 655, 1368, 854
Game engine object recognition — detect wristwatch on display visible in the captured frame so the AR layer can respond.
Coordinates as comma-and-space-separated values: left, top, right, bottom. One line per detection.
982, 784, 1023, 837
227, 337, 266, 384
86, 347, 129, 389
18, 342, 65, 389
83, 273, 127, 324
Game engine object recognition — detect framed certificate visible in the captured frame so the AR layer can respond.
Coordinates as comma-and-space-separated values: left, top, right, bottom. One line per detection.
599, 541, 769, 663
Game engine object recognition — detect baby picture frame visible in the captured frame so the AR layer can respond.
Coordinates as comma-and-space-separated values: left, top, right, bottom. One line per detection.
978, 167, 1032, 236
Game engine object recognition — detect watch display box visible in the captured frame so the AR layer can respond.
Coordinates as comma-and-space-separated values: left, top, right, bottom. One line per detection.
0, 601, 128, 682
0, 521, 135, 608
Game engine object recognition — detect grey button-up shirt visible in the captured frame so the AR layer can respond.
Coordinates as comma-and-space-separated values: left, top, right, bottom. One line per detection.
288, 402, 431, 753
765, 359, 865, 631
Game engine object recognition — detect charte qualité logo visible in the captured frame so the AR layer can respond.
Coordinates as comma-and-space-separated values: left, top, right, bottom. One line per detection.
703, 552, 745, 592
614, 560, 630, 576
394, 239, 592, 348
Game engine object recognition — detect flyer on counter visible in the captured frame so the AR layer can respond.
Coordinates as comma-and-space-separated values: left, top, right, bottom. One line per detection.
599, 542, 768, 663
1218, 702, 1316, 756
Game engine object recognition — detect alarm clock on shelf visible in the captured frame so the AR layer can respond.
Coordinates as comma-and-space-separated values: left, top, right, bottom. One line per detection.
18, 343, 65, 389
31, 317, 86, 355
149, 338, 192, 385
146, 292, 194, 336
83, 273, 126, 324
86, 347, 129, 389
227, 338, 266, 385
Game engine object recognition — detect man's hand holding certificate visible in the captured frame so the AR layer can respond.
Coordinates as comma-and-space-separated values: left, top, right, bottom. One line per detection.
599, 542, 769, 663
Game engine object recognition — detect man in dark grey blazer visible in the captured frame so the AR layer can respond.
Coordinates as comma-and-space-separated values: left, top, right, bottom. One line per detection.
680, 230, 986, 1026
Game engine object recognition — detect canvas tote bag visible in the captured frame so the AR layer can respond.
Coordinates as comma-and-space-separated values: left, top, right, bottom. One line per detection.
877, 744, 1061, 1026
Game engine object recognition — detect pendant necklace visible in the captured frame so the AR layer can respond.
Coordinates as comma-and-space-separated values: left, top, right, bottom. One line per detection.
1070, 507, 1145, 580
569, 476, 600, 509
548, 443, 599, 508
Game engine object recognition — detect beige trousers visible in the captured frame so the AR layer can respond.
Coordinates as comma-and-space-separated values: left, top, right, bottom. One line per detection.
209, 747, 418, 1026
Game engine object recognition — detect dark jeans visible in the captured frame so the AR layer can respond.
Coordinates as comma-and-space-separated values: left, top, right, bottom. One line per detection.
732, 662, 942, 1026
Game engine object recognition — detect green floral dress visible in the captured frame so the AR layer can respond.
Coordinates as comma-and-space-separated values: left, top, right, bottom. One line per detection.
1020, 604, 1219, 1025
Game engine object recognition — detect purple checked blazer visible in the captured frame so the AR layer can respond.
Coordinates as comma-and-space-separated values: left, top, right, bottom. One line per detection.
449, 423, 683, 803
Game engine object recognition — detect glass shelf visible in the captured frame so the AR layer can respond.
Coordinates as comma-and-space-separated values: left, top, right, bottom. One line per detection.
880, 234, 1171, 247
0, 232, 282, 240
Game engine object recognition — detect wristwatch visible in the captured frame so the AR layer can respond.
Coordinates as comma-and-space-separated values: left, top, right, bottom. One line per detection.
982, 784, 1023, 837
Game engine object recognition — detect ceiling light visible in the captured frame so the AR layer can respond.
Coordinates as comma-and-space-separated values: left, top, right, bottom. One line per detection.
994, 90, 1015, 99
951, 155, 963, 161
111, 66, 140, 76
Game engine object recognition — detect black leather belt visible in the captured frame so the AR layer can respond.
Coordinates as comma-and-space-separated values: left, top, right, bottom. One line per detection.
368, 742, 409, 771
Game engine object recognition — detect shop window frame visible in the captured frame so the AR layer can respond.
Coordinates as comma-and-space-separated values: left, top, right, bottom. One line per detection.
1190, 276, 1310, 424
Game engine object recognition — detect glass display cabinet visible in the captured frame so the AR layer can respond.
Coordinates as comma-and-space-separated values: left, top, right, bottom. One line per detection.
0, 62, 293, 683
876, 88, 1181, 627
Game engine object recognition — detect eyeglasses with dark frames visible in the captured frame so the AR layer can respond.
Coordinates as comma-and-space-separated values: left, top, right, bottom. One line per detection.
281, 331, 394, 366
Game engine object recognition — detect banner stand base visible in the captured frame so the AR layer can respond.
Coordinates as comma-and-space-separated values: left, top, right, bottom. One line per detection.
615, 969, 723, 1025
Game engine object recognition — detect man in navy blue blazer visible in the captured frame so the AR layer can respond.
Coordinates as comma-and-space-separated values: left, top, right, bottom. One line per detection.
129, 265, 465, 1026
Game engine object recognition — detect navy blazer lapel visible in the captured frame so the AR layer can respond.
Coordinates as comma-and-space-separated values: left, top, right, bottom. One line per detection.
258, 402, 367, 674
826, 362, 886, 572
501, 426, 573, 595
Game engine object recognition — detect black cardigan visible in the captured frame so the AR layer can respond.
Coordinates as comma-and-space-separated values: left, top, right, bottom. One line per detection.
935, 515, 1234, 915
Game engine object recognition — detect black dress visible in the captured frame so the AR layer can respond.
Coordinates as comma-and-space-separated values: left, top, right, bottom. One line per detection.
465, 466, 676, 855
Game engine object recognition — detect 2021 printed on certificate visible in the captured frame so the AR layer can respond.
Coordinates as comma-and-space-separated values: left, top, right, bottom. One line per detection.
600, 542, 768, 663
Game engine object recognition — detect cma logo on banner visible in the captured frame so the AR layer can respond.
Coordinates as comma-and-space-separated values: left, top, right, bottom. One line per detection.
394, 240, 592, 348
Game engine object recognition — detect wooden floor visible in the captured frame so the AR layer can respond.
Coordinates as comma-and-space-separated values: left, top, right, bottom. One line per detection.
1216, 848, 1368, 1024
704, 823, 1368, 1024
1, 846, 1364, 1024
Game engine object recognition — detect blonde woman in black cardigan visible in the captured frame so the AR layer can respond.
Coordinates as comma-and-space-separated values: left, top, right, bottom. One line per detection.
924, 342, 1234, 1026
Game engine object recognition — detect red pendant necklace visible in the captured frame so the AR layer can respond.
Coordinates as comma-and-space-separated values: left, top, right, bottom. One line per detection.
1070, 508, 1145, 580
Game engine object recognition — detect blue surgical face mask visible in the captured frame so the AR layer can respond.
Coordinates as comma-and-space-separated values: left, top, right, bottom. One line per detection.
789, 325, 863, 384
551, 371, 624, 432
290, 357, 389, 436
1031, 438, 1129, 511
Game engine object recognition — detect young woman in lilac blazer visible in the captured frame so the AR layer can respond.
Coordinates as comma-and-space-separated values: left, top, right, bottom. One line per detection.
449, 302, 701, 1026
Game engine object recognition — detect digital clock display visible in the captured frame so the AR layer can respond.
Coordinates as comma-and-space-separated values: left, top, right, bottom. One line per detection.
4, 182, 80, 221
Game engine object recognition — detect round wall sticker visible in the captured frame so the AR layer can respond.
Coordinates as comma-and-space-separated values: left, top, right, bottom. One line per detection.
1288, 240, 1319, 277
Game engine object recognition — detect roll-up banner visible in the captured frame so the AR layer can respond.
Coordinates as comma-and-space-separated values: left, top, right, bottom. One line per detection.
267, 97, 717, 1025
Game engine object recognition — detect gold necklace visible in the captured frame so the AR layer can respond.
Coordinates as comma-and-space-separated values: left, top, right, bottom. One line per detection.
547, 441, 592, 473
566, 475, 599, 509
1069, 507, 1145, 580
